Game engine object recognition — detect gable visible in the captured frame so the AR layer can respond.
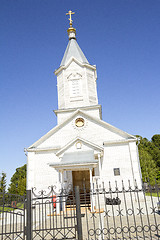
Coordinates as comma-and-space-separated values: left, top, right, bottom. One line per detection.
56, 137, 103, 157
55, 58, 96, 75
27, 110, 136, 151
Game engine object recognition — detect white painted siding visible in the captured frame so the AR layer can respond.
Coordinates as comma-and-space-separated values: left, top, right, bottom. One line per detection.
101, 143, 141, 189
27, 151, 59, 191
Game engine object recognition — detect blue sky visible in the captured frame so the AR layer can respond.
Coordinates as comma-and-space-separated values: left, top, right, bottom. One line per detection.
1, 0, 160, 186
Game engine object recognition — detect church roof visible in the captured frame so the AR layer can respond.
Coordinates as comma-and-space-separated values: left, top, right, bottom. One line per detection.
60, 38, 89, 66
49, 150, 98, 169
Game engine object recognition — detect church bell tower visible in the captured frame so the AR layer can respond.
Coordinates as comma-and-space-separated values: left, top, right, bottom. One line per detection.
54, 11, 101, 124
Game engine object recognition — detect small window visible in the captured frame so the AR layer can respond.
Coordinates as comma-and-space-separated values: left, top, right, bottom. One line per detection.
75, 118, 84, 127
114, 168, 120, 176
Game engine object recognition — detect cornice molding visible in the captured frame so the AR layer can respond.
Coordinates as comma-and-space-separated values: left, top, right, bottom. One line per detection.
54, 57, 96, 75
103, 139, 137, 146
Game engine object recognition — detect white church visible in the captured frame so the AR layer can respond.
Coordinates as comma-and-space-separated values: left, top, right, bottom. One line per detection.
26, 11, 142, 192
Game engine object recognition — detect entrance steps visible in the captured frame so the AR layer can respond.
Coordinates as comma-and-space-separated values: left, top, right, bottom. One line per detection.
66, 189, 91, 207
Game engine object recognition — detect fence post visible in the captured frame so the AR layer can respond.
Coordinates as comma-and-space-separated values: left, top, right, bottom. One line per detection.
26, 190, 32, 240
1, 190, 5, 237
75, 186, 83, 240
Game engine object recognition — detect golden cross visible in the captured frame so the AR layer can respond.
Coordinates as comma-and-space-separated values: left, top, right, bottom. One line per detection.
66, 10, 75, 26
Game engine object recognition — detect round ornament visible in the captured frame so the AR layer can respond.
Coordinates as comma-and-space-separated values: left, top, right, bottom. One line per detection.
75, 118, 84, 127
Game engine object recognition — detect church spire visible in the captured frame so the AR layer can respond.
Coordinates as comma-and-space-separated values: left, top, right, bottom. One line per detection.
60, 10, 88, 66
55, 11, 99, 118
66, 10, 76, 40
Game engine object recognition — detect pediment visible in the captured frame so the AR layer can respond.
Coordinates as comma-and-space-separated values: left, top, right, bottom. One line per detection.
56, 137, 103, 157
27, 109, 136, 151
55, 57, 96, 75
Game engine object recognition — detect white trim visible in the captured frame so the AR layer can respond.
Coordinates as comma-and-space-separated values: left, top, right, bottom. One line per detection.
103, 139, 137, 146
54, 57, 96, 75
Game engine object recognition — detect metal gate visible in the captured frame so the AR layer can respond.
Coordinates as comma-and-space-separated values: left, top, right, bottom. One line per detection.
0, 187, 81, 240
0, 191, 26, 239
31, 186, 81, 240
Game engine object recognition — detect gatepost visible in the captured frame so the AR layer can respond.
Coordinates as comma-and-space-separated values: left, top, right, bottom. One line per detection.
75, 186, 83, 240
26, 190, 32, 240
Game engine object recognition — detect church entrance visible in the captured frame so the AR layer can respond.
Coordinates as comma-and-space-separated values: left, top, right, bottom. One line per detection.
72, 170, 90, 189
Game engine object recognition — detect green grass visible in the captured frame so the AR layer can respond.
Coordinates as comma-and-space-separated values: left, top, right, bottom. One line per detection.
0, 202, 24, 212
145, 192, 160, 197
0, 206, 13, 212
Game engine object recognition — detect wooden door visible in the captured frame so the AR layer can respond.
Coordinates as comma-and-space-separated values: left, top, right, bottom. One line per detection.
72, 170, 90, 189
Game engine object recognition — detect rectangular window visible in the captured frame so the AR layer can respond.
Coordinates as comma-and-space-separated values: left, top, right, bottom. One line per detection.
72, 80, 80, 95
113, 168, 120, 176
71, 80, 80, 96
69, 79, 82, 97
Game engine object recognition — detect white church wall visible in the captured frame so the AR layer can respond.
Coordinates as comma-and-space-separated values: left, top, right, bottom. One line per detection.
101, 143, 141, 190
27, 151, 59, 191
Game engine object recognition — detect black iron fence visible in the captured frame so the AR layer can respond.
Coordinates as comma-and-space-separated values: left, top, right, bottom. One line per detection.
0, 191, 26, 239
0, 180, 160, 239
